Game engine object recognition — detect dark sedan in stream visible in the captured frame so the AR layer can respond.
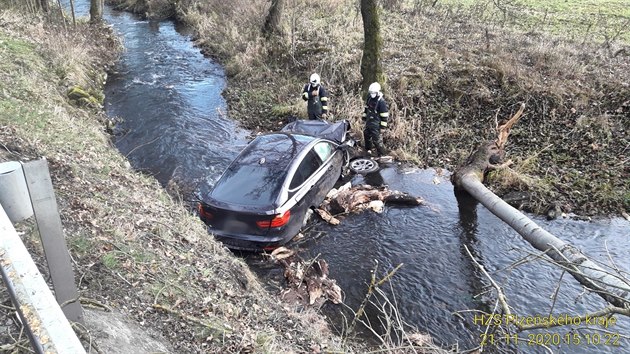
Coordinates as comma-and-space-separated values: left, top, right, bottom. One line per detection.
198, 120, 353, 251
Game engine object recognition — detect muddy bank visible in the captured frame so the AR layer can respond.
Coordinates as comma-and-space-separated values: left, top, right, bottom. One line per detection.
0, 6, 359, 353
163, 0, 629, 218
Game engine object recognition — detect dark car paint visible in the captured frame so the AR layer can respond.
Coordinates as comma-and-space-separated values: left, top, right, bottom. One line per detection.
199, 132, 346, 251
209, 133, 311, 210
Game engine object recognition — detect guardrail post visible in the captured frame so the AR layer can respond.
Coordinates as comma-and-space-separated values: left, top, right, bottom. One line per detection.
21, 158, 85, 325
0, 161, 33, 222
0, 206, 86, 353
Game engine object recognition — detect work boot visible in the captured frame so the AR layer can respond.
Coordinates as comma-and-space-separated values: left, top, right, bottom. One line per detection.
375, 143, 387, 157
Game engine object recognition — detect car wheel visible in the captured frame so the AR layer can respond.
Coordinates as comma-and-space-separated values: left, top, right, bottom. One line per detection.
349, 158, 379, 174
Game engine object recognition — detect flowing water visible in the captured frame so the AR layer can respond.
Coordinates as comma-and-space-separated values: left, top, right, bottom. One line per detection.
66, 3, 630, 353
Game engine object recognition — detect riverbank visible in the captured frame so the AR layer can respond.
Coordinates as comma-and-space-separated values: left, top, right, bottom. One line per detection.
160, 0, 629, 218
1, 1, 626, 352
0, 6, 365, 353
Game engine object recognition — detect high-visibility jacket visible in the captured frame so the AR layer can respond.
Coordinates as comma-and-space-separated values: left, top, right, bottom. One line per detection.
362, 94, 389, 129
302, 84, 329, 116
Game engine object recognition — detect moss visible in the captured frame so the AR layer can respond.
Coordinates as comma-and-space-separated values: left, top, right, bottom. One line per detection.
68, 232, 95, 256
67, 85, 103, 108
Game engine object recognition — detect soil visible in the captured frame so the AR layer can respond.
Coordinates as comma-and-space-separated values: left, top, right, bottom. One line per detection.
172, 1, 629, 219
0, 9, 361, 354
1, 1, 628, 354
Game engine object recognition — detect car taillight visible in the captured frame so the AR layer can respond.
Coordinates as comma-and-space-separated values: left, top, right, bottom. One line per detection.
256, 210, 291, 228
197, 203, 214, 221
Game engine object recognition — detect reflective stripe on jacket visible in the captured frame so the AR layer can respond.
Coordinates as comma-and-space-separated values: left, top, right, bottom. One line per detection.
362, 94, 389, 128
302, 84, 329, 114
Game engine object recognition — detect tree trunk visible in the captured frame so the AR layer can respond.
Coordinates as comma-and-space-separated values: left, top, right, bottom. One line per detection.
90, 0, 103, 23
263, 0, 284, 38
360, 0, 384, 93
456, 172, 630, 308
56, 0, 67, 29
69, 0, 76, 27
39, 0, 49, 13
452, 104, 630, 308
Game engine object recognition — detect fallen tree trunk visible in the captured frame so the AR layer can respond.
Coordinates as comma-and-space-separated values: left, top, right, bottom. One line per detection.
452, 103, 630, 309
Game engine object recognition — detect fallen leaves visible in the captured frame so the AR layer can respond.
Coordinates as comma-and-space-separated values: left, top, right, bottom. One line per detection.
269, 247, 343, 308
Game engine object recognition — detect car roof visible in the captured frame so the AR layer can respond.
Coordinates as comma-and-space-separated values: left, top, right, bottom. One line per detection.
281, 119, 349, 144
208, 133, 317, 209
237, 133, 316, 167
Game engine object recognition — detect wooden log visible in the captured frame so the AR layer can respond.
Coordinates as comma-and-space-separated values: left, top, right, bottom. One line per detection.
321, 184, 423, 217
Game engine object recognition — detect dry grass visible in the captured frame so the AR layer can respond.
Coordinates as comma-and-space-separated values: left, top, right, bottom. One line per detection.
171, 0, 629, 216
0, 4, 355, 353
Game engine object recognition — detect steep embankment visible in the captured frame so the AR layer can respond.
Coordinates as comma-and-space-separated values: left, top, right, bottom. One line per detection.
0, 7, 352, 353
170, 0, 629, 218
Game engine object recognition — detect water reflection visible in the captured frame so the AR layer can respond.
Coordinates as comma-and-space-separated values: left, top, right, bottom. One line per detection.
363, 169, 385, 187
69, 0, 630, 351
300, 167, 629, 353
454, 189, 489, 308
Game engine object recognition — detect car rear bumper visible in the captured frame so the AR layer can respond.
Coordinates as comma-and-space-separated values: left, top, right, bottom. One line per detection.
210, 229, 294, 252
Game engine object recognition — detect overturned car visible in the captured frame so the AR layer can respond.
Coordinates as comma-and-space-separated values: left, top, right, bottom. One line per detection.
198, 119, 354, 251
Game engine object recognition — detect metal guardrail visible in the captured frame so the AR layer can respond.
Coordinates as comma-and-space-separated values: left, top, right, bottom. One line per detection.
0, 159, 86, 353
0, 206, 86, 353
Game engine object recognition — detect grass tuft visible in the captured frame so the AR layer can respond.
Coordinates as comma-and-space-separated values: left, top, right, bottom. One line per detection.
169, 0, 629, 216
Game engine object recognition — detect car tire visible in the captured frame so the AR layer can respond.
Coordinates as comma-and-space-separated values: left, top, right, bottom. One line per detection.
349, 158, 379, 174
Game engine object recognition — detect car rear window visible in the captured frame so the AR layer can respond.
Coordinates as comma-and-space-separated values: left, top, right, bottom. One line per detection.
210, 133, 312, 207
211, 165, 288, 207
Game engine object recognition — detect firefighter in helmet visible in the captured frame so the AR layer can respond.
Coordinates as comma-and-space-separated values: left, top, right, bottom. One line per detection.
302, 73, 329, 120
362, 82, 389, 156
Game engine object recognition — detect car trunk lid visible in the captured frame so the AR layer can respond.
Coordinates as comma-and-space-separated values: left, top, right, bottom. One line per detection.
199, 202, 278, 236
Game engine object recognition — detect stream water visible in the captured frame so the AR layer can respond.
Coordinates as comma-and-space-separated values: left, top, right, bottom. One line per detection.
66, 3, 629, 353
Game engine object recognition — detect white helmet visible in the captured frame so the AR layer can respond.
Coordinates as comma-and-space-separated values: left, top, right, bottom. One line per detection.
310, 73, 320, 86
368, 82, 381, 94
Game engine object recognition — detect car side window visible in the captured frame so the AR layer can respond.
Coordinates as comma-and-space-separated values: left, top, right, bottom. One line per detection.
313, 142, 334, 162
289, 150, 322, 189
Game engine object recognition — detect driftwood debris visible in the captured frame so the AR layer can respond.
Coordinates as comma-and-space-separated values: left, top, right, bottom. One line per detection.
452, 103, 630, 309
269, 247, 343, 308
315, 183, 423, 225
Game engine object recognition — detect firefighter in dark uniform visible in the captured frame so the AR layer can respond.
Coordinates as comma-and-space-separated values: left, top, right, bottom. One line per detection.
362, 82, 389, 156
302, 73, 329, 120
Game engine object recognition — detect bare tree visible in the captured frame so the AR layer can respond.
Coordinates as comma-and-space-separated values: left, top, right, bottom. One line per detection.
39, 0, 49, 13
69, 0, 76, 27
90, 0, 103, 23
55, 0, 67, 29
360, 0, 385, 93
452, 103, 630, 309
263, 0, 285, 38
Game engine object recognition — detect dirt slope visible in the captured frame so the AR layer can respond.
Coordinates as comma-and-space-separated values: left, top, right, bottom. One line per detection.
171, 0, 629, 218
0, 7, 356, 353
